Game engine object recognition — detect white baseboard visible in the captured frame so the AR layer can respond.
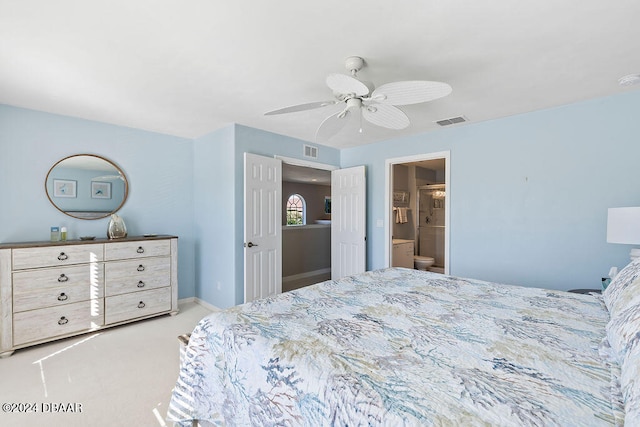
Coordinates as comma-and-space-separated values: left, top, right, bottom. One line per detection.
178, 297, 221, 312
194, 298, 221, 312
283, 268, 331, 284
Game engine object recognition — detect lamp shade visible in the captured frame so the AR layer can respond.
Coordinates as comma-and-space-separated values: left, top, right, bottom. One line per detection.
607, 207, 640, 244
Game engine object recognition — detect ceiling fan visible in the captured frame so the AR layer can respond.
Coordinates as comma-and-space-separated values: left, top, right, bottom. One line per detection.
264, 56, 452, 141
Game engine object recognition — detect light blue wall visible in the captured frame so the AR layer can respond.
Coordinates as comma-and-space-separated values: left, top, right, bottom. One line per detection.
0, 105, 196, 299
193, 125, 236, 307
341, 90, 640, 291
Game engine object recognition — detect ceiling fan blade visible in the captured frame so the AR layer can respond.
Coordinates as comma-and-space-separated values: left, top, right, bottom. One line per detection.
362, 104, 410, 129
264, 101, 337, 115
371, 81, 452, 105
326, 74, 370, 97
315, 110, 351, 141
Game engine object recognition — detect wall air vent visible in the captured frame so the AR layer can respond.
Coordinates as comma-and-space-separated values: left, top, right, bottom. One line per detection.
435, 116, 467, 127
303, 144, 318, 159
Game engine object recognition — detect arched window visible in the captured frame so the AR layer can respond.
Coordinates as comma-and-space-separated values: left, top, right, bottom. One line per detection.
286, 194, 306, 225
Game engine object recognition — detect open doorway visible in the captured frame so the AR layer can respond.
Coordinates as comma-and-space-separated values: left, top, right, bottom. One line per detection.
385, 151, 450, 274
244, 154, 365, 303
281, 162, 333, 291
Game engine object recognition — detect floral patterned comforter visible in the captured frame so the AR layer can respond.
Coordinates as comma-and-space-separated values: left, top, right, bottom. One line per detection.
167, 268, 621, 426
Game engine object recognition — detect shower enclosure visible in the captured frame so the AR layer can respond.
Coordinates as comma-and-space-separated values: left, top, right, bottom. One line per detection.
417, 184, 446, 272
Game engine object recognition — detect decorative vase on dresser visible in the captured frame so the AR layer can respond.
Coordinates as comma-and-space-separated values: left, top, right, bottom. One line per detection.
107, 213, 128, 239
0, 235, 178, 357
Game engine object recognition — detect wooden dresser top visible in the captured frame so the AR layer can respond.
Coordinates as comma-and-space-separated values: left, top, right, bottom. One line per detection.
0, 235, 178, 250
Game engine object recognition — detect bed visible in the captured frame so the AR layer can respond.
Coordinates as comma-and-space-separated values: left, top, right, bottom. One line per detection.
167, 266, 640, 426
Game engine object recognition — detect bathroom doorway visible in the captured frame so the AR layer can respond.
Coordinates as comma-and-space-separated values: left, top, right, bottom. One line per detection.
385, 151, 450, 274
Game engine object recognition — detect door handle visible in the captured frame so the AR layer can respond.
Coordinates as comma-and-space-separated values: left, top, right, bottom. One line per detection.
245, 242, 258, 248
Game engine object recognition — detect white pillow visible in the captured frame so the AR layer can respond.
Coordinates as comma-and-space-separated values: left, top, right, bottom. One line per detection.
603, 258, 640, 314
607, 304, 640, 357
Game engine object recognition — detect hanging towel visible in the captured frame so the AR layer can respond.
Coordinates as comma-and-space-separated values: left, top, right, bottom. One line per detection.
394, 207, 400, 224
399, 207, 408, 224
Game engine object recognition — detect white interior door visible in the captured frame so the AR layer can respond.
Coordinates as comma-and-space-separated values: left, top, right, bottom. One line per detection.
244, 153, 282, 303
331, 165, 366, 280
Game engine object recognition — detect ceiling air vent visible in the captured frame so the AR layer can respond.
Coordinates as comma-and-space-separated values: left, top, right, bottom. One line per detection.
436, 116, 467, 127
303, 144, 318, 159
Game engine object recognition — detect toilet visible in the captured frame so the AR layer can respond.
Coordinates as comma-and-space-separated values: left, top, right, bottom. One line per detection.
414, 255, 435, 271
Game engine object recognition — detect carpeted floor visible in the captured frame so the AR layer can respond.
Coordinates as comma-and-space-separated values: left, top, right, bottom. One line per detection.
0, 301, 212, 427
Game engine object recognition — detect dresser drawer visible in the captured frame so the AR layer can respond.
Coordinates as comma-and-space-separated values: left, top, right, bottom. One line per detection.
13, 263, 104, 293
13, 299, 104, 346
104, 240, 170, 261
13, 284, 103, 313
105, 287, 171, 325
13, 264, 104, 312
104, 257, 170, 296
12, 244, 104, 270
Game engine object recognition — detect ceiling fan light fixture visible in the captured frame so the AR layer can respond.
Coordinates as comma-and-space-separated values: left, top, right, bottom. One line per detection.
346, 98, 362, 110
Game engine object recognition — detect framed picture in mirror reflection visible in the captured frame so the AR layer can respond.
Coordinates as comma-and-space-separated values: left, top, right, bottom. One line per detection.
91, 181, 112, 199
53, 179, 77, 198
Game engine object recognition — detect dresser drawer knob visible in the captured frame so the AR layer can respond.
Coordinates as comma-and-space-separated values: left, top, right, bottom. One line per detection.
57, 292, 68, 301
137, 301, 146, 309
58, 316, 68, 325
58, 274, 69, 282
57, 252, 68, 261
137, 264, 145, 272
137, 246, 144, 253
137, 281, 145, 288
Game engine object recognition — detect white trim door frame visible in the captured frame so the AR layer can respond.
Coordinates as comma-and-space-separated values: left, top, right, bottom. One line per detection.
275, 155, 339, 172
384, 151, 450, 274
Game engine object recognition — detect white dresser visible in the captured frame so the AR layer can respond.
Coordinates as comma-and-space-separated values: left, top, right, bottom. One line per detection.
0, 235, 178, 357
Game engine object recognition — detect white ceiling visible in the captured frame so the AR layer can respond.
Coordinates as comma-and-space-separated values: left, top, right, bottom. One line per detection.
2, 1, 640, 149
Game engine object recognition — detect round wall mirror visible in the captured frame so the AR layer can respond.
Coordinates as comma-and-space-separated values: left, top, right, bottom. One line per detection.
45, 154, 129, 220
